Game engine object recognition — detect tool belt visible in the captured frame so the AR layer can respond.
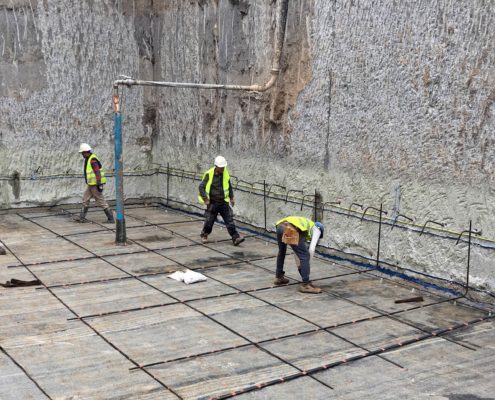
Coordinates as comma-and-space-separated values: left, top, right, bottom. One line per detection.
280, 222, 300, 245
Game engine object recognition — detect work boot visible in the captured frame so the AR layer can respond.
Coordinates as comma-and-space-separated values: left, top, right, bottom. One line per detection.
273, 274, 289, 285
104, 208, 115, 224
76, 206, 89, 223
232, 235, 245, 246
200, 234, 208, 244
299, 282, 322, 294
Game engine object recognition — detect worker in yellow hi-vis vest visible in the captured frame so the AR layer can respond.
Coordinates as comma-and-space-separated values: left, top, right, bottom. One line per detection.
274, 216, 325, 294
76, 143, 114, 224
198, 156, 245, 246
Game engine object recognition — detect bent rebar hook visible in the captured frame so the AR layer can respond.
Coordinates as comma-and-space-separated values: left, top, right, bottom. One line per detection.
285, 189, 304, 203
361, 206, 387, 221
391, 213, 414, 230
347, 202, 363, 217
419, 219, 445, 236
300, 194, 315, 211
455, 228, 482, 245
321, 200, 341, 211
235, 179, 254, 192
267, 184, 286, 197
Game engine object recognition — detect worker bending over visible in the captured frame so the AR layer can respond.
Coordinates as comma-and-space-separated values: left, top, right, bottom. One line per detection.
198, 156, 244, 246
77, 143, 114, 223
274, 216, 324, 294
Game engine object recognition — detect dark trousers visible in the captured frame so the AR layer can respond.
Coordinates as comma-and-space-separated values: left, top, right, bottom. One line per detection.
276, 224, 310, 282
201, 201, 239, 240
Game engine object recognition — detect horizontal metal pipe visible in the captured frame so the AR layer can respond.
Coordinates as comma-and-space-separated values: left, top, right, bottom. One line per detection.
113, 74, 277, 92
113, 0, 289, 92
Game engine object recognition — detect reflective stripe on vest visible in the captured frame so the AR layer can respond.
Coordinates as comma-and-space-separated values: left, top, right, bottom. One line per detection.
198, 167, 230, 204
85, 154, 107, 186
276, 216, 315, 240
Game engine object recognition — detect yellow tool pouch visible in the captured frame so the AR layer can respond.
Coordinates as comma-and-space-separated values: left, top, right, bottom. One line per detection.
282, 224, 300, 245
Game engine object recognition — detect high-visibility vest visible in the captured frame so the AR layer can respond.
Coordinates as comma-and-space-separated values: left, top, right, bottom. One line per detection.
85, 154, 107, 185
198, 167, 230, 204
276, 216, 315, 240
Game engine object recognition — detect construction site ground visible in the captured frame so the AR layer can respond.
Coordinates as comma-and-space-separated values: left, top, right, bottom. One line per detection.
1, 204, 494, 400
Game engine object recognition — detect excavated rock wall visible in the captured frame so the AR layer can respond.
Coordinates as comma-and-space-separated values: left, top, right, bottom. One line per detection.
0, 0, 152, 206
1, 0, 493, 295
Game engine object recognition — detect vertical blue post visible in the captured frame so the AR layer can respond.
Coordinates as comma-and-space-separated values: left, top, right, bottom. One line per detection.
113, 88, 126, 244
376, 203, 382, 267
166, 162, 170, 205
263, 180, 267, 231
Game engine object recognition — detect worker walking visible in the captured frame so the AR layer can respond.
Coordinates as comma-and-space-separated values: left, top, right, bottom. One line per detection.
274, 216, 325, 294
198, 156, 245, 246
76, 143, 114, 223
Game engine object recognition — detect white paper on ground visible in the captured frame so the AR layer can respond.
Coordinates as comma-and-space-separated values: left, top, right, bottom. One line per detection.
168, 271, 185, 282
167, 269, 207, 284
183, 270, 207, 284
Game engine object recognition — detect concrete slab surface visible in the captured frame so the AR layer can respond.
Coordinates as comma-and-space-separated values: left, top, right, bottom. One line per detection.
158, 244, 242, 270
87, 304, 248, 365
233, 376, 333, 399
5, 324, 176, 400
52, 279, 177, 316
0, 205, 493, 399
318, 273, 446, 313
330, 316, 427, 352
127, 225, 196, 250
160, 220, 234, 244
190, 294, 318, 342
30, 257, 127, 286
251, 254, 356, 280
0, 288, 75, 346
68, 230, 146, 256
149, 346, 298, 400
141, 274, 239, 302
315, 335, 495, 399
30, 213, 109, 236
261, 330, 368, 371
252, 285, 380, 327
126, 206, 196, 224
0, 350, 44, 400
203, 263, 298, 291
206, 237, 280, 261
103, 251, 183, 276
394, 301, 488, 332
0, 263, 30, 281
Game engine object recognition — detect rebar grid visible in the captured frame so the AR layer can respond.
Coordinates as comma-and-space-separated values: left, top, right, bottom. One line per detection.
1, 204, 492, 399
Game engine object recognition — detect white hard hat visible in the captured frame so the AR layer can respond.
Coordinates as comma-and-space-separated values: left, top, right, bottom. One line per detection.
79, 143, 92, 152
214, 155, 227, 168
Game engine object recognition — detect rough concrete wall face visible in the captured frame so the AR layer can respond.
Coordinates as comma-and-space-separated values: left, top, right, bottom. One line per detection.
153, 0, 311, 161
1, 1, 494, 296
296, 0, 495, 182
288, 0, 495, 295
0, 0, 153, 206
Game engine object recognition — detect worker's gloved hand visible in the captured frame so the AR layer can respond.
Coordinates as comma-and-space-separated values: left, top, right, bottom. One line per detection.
230, 198, 235, 207
96, 184, 104, 192
204, 198, 210, 206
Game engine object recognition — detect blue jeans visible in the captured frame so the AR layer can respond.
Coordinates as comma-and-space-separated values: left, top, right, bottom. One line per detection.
276, 223, 310, 282
201, 201, 240, 240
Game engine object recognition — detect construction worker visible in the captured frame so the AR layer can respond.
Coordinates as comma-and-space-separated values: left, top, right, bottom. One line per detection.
76, 143, 114, 223
198, 156, 245, 246
274, 216, 325, 294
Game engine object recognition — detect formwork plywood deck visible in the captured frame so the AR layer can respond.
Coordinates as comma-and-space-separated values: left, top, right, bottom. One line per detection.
0, 204, 494, 399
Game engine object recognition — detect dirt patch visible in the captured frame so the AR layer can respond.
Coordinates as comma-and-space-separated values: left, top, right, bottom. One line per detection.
136, 235, 172, 243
